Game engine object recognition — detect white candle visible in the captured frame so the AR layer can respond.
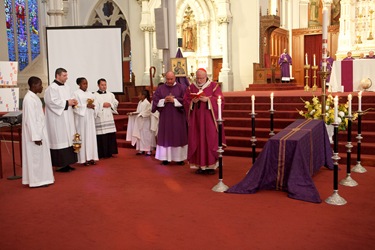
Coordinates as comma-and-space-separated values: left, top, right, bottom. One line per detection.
305, 53, 308, 65
251, 95, 255, 114
322, 7, 328, 71
162, 64, 165, 73
217, 96, 222, 120
334, 96, 338, 124
348, 94, 352, 116
270, 92, 274, 111
358, 91, 362, 111
313, 54, 316, 66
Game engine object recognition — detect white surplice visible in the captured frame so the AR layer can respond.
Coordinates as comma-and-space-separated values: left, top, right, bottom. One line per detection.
44, 82, 76, 149
22, 90, 54, 187
126, 99, 156, 151
73, 89, 99, 163
94, 91, 119, 135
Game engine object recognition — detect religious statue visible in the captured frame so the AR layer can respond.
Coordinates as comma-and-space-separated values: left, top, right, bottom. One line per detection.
331, 0, 341, 25
309, 0, 321, 26
182, 6, 196, 52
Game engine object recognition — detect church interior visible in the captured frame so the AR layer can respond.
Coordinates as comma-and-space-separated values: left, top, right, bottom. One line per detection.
1, 0, 375, 249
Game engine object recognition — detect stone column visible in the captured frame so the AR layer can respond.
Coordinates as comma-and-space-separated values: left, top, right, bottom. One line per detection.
47, 0, 64, 26
140, 0, 153, 85
217, 0, 233, 92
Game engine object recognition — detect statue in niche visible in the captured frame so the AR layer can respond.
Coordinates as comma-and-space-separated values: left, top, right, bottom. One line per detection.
182, 6, 197, 52
331, 0, 341, 25
309, 0, 321, 26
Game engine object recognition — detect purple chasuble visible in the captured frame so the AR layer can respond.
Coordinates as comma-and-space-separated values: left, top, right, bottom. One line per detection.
152, 83, 188, 147
278, 53, 292, 79
320, 57, 334, 82
183, 82, 226, 167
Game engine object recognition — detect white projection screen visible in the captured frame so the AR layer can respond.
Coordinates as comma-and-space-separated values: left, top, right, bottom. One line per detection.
46, 26, 123, 93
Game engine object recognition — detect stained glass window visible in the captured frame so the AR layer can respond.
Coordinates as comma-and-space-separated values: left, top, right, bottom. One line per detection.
28, 0, 40, 60
4, 0, 16, 62
4, 0, 40, 71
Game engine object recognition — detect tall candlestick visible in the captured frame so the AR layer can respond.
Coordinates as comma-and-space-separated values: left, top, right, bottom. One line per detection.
358, 91, 362, 111
334, 96, 338, 124
218, 96, 222, 120
305, 53, 308, 65
322, 7, 328, 71
270, 92, 274, 111
348, 94, 352, 116
251, 95, 255, 114
313, 54, 316, 66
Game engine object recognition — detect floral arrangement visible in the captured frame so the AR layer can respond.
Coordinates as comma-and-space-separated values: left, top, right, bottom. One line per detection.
298, 95, 358, 131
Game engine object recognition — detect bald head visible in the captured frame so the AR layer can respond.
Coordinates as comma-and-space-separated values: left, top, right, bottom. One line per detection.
165, 71, 176, 86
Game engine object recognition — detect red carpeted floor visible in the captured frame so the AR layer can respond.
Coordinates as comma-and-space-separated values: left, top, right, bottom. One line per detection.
1, 142, 374, 250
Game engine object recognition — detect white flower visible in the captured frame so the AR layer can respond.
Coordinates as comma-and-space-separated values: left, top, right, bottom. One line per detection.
337, 117, 342, 124
338, 111, 345, 117
309, 110, 316, 115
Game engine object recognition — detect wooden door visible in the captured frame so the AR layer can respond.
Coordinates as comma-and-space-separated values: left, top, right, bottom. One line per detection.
212, 58, 222, 82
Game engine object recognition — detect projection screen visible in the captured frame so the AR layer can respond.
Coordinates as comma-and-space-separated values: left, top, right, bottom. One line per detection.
46, 26, 123, 93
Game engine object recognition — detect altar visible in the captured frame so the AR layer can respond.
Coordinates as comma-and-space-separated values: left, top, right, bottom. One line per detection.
226, 119, 334, 203
329, 59, 375, 92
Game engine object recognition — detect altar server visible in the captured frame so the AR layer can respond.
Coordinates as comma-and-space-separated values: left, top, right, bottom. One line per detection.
73, 77, 99, 165
126, 90, 155, 155
22, 76, 54, 187
44, 68, 78, 172
94, 78, 119, 158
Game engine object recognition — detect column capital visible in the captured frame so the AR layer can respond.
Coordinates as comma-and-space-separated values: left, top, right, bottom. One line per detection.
137, 0, 150, 6
218, 16, 231, 24
140, 25, 154, 32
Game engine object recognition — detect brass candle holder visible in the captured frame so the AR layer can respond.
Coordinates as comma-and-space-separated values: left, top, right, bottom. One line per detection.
311, 65, 318, 91
304, 64, 311, 91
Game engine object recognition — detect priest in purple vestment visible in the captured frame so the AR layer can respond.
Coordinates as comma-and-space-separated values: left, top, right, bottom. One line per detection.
151, 71, 188, 165
320, 51, 334, 84
278, 49, 292, 83
342, 51, 355, 61
183, 68, 226, 175
366, 50, 375, 59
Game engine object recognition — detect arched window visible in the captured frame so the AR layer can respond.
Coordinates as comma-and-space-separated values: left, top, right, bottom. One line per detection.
89, 0, 131, 82
4, 0, 40, 71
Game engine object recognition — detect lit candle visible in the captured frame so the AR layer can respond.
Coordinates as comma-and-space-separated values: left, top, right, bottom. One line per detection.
313, 54, 316, 66
251, 95, 255, 114
162, 64, 165, 73
305, 53, 308, 65
334, 96, 338, 124
270, 92, 274, 111
217, 96, 222, 120
348, 94, 352, 116
358, 91, 362, 111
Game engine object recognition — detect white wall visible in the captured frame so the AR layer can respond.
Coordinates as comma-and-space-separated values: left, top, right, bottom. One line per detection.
77, 0, 145, 87
230, 0, 260, 91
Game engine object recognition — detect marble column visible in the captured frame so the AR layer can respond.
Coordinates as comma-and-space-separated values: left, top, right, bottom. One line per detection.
47, 0, 64, 26
217, 0, 233, 92
140, 0, 153, 85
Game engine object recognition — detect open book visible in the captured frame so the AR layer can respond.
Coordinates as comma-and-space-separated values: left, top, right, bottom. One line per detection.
190, 90, 204, 99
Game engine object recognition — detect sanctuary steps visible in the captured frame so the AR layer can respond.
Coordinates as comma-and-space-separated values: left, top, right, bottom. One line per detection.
1, 89, 374, 167
115, 89, 375, 167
